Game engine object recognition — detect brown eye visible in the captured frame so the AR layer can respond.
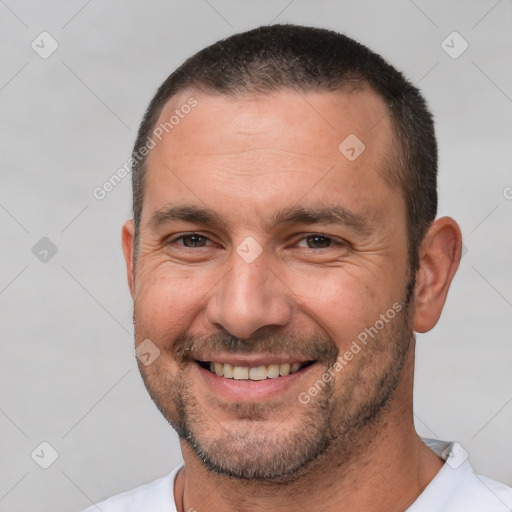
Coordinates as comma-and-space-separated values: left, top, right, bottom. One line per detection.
179, 234, 209, 247
303, 235, 332, 249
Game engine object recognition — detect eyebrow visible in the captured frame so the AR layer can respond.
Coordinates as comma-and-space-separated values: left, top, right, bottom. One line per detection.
269, 204, 373, 234
148, 203, 374, 234
149, 205, 224, 230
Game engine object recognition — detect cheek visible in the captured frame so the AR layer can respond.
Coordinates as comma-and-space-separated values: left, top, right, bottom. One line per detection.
133, 264, 208, 342
288, 265, 401, 346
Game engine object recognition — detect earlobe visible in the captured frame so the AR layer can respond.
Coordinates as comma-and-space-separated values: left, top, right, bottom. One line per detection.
122, 220, 136, 299
413, 217, 462, 333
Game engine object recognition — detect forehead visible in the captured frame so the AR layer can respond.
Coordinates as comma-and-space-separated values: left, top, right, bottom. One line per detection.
154, 86, 392, 159
142, 87, 400, 227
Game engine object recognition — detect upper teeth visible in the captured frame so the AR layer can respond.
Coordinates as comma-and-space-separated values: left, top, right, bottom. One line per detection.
209, 362, 303, 380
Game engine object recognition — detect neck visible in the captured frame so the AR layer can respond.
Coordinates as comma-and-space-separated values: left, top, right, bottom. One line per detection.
174, 349, 444, 512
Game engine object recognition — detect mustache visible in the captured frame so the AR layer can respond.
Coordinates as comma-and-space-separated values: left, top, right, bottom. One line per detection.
173, 330, 339, 365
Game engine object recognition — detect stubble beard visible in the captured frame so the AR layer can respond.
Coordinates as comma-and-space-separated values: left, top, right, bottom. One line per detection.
137, 286, 414, 482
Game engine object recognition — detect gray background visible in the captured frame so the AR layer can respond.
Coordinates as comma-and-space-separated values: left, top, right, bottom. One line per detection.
0, 1, 511, 511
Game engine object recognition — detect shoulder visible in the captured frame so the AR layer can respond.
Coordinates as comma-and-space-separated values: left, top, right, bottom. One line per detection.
80, 465, 182, 512
410, 439, 512, 512
447, 471, 512, 511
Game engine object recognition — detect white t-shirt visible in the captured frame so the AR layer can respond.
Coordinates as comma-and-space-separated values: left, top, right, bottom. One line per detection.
81, 438, 512, 511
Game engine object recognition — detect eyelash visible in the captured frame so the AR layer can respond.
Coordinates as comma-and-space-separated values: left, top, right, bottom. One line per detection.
167, 232, 345, 249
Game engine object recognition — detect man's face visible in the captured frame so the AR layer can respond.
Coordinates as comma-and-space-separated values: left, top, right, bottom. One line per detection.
126, 88, 414, 480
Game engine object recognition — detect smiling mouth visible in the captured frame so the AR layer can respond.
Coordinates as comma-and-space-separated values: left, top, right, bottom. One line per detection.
196, 360, 316, 380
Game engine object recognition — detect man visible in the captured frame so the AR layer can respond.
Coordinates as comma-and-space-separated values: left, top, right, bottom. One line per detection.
83, 24, 511, 511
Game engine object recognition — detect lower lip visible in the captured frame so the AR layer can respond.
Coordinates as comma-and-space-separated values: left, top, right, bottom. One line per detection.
194, 362, 317, 401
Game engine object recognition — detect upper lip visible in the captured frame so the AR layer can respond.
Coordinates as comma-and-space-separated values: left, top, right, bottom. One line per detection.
195, 353, 314, 367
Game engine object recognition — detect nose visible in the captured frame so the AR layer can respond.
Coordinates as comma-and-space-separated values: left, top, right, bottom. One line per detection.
205, 249, 293, 339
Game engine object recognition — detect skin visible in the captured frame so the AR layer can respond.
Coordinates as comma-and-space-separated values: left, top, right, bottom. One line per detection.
122, 87, 462, 511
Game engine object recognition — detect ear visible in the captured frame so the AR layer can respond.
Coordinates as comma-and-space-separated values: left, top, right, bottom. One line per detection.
122, 220, 136, 300
413, 217, 462, 333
